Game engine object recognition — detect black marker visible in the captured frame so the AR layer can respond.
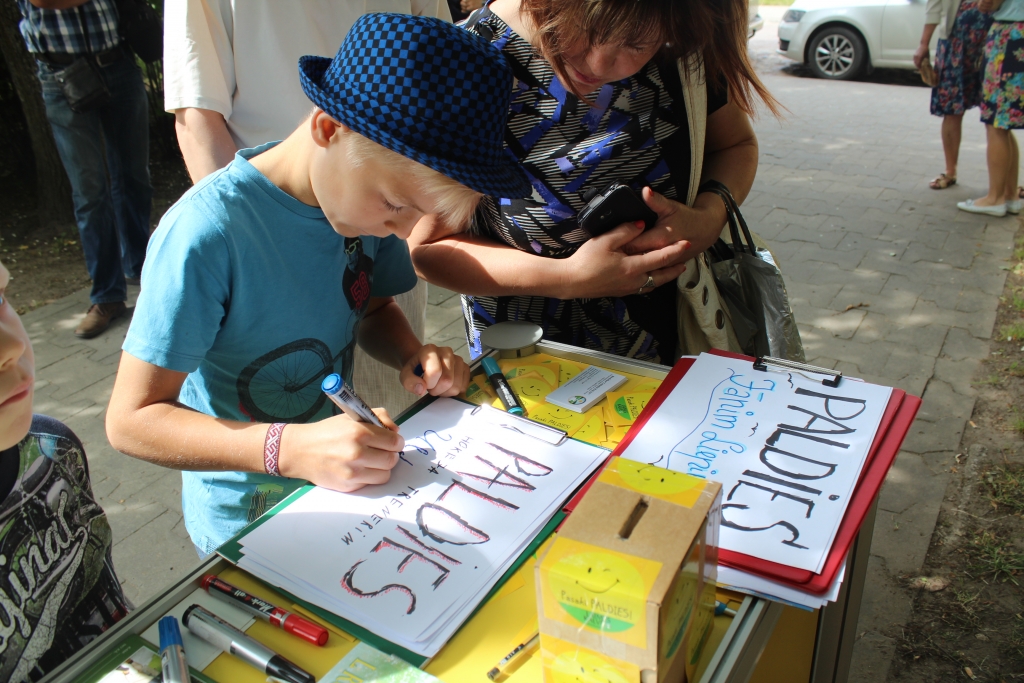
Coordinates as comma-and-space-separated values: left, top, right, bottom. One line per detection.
182, 604, 314, 683
481, 357, 526, 416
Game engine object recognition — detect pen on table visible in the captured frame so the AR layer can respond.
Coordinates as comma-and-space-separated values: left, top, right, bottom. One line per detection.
715, 600, 737, 617
322, 373, 386, 428
481, 356, 526, 416
201, 575, 329, 646
159, 616, 191, 683
182, 604, 315, 683
487, 632, 539, 680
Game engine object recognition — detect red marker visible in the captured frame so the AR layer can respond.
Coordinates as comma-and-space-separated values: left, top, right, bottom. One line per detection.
200, 575, 329, 647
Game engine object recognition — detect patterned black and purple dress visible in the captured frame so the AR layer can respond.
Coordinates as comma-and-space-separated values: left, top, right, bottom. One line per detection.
462, 8, 727, 365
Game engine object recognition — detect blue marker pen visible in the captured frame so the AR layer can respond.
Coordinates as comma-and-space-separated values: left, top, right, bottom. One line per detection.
480, 357, 526, 416
159, 616, 191, 683
321, 373, 385, 428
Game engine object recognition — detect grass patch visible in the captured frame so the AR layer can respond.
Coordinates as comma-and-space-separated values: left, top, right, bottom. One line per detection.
1014, 294, 1024, 312
1000, 321, 1024, 341
974, 374, 1002, 386
969, 531, 1024, 584
986, 465, 1024, 513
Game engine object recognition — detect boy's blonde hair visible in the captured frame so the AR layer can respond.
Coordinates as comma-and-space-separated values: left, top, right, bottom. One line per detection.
346, 132, 482, 230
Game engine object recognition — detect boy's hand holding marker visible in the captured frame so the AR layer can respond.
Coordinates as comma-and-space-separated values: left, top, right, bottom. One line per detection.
277, 408, 403, 492
401, 344, 470, 398
283, 344, 470, 493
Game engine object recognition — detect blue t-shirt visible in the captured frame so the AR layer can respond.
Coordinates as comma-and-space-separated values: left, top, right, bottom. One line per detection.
123, 144, 417, 554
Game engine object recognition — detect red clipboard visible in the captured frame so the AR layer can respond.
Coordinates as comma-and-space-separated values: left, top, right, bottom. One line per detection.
606, 350, 921, 594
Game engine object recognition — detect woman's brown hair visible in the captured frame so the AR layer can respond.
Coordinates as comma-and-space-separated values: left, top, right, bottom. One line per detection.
519, 0, 780, 117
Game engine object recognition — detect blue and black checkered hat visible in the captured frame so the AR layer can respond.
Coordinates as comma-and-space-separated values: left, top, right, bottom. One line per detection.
299, 13, 530, 198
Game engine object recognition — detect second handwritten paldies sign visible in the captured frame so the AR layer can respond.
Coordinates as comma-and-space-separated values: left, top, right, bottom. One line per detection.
617, 354, 891, 574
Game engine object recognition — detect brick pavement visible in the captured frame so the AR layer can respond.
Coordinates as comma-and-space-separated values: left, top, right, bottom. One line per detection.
18, 16, 1019, 678
749, 11, 1019, 679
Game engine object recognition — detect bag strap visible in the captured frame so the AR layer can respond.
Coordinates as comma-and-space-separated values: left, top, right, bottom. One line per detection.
699, 180, 757, 255
677, 54, 707, 207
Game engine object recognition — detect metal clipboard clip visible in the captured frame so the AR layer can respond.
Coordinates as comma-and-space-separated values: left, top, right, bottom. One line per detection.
753, 356, 843, 388
470, 403, 568, 446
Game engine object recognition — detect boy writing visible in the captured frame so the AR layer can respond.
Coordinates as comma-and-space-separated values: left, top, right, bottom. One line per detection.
0, 259, 130, 680
105, 14, 531, 556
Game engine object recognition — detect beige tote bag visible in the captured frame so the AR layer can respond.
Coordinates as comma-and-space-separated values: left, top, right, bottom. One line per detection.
675, 55, 743, 357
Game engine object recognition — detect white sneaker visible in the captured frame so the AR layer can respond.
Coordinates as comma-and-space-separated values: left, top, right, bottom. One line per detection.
1008, 199, 1023, 215
957, 199, 1007, 217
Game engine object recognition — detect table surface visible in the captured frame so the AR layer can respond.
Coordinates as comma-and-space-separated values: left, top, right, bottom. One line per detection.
40, 342, 782, 683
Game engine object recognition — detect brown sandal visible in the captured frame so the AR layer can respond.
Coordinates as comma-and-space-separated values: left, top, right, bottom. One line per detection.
930, 173, 957, 190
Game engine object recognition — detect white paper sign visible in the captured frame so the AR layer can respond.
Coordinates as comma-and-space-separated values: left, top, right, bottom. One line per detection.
619, 354, 890, 573
237, 398, 606, 654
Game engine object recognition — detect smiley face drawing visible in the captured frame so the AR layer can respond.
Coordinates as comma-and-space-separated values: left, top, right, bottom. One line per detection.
549, 650, 633, 683
548, 551, 647, 634
615, 458, 702, 500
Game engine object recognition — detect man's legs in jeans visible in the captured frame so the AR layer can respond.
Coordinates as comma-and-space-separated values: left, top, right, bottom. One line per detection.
99, 57, 152, 281
38, 62, 127, 307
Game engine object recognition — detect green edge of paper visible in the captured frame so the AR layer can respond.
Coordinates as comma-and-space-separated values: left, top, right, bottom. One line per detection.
224, 509, 565, 668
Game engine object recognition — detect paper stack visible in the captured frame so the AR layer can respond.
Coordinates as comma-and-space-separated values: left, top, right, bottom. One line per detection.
234, 398, 607, 657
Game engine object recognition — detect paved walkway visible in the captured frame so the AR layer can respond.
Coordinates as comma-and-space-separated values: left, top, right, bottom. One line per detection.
19, 13, 1018, 678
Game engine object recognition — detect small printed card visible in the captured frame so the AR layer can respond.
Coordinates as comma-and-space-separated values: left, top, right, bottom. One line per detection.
321, 643, 440, 683
545, 365, 627, 413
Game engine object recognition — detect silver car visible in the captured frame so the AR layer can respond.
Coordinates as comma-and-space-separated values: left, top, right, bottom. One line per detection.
777, 0, 926, 79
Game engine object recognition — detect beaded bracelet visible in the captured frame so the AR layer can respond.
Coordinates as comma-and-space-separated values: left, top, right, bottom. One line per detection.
264, 423, 286, 477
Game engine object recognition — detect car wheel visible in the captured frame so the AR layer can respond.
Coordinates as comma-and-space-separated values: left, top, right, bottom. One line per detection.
808, 27, 865, 80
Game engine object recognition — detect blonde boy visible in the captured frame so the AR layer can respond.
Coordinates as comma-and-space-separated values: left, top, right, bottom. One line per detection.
105, 14, 530, 555
0, 259, 129, 679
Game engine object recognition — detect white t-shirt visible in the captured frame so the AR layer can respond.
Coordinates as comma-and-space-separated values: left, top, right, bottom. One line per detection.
163, 0, 453, 147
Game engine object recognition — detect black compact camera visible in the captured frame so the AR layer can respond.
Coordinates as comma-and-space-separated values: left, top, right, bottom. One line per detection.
577, 182, 659, 238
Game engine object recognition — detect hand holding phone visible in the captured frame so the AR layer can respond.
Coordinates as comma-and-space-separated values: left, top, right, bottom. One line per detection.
577, 182, 659, 238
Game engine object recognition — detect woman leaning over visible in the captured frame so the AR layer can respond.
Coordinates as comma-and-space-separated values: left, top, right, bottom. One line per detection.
409, 0, 779, 366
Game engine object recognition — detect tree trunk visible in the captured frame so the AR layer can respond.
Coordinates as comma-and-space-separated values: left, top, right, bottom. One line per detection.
0, 0, 74, 228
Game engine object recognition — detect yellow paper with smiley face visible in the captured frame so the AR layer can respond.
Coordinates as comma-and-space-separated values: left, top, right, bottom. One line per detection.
539, 537, 662, 648
527, 353, 587, 385
572, 412, 607, 446
599, 457, 708, 508
498, 360, 560, 388
489, 372, 556, 411
462, 374, 496, 406
528, 403, 590, 436
605, 391, 654, 427
541, 634, 640, 683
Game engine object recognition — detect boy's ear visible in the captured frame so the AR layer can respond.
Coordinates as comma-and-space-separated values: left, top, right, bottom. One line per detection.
309, 109, 351, 149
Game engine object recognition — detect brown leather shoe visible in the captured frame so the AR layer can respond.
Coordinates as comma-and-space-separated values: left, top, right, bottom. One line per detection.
74, 302, 127, 339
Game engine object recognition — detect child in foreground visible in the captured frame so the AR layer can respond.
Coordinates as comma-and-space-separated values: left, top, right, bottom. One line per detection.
105, 13, 531, 556
0, 260, 129, 680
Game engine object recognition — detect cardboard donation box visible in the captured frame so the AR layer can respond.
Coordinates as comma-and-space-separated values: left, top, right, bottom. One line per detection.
536, 458, 723, 682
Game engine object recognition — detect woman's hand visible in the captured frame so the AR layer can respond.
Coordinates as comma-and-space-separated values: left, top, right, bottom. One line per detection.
558, 220, 691, 299
913, 44, 929, 69
621, 187, 727, 262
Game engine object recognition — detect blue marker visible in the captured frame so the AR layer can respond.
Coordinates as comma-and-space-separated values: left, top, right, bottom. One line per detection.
159, 616, 191, 683
480, 357, 526, 416
322, 373, 385, 428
